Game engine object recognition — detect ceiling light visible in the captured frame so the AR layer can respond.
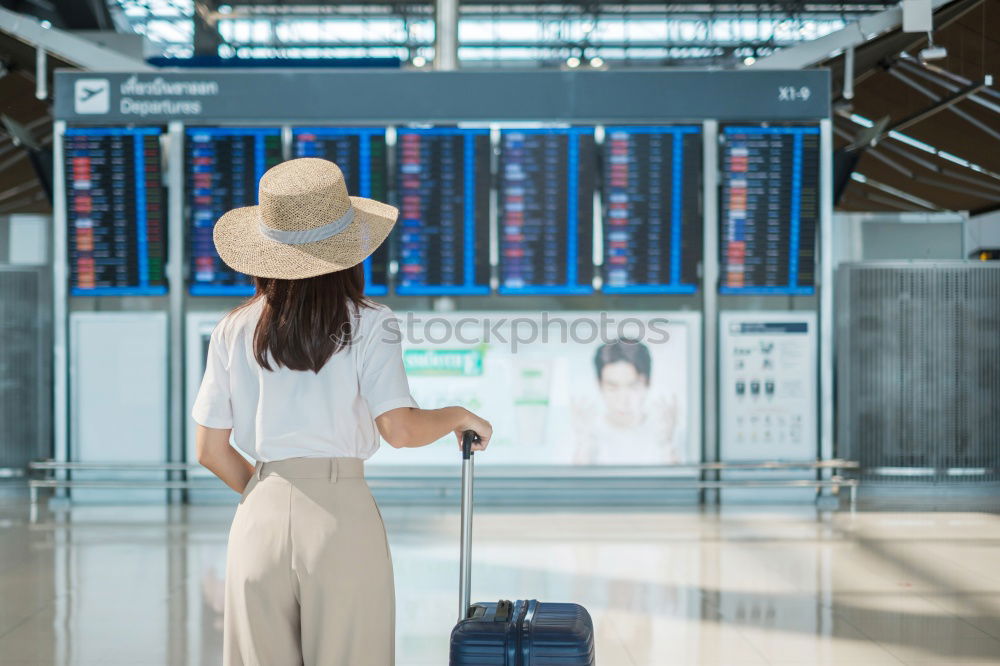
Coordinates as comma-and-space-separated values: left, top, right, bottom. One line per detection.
919, 31, 947, 61
412, 56, 427, 67
566, 56, 580, 68
919, 45, 947, 61
590, 56, 604, 68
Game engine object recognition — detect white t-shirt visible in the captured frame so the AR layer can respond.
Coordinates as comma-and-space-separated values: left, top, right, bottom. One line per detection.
191, 299, 417, 462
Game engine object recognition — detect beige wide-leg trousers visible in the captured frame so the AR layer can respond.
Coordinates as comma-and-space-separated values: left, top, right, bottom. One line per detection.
224, 457, 394, 666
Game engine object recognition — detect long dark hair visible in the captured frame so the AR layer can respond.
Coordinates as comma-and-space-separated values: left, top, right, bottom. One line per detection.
246, 264, 371, 373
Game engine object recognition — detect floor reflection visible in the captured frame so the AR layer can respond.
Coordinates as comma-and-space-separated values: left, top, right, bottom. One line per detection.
0, 498, 999, 665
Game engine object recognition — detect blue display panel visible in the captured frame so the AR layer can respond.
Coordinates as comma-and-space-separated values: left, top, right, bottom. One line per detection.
186, 127, 282, 296
64, 127, 166, 296
498, 127, 596, 295
394, 128, 491, 295
293, 127, 389, 295
720, 125, 819, 295
601, 126, 702, 294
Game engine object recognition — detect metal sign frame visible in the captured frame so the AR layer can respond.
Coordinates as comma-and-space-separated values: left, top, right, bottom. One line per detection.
54, 69, 830, 123
50, 69, 834, 496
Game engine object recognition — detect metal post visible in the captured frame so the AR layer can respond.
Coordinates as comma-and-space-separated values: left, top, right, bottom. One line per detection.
843, 46, 855, 100
435, 0, 459, 70
384, 126, 399, 287
593, 125, 605, 289
28, 484, 38, 523
35, 48, 47, 100
488, 125, 499, 290
701, 120, 720, 503
166, 122, 186, 503
167, 501, 188, 663
819, 119, 834, 468
281, 126, 292, 160
52, 121, 68, 495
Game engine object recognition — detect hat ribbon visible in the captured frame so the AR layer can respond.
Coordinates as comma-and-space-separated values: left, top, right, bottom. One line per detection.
257, 206, 356, 245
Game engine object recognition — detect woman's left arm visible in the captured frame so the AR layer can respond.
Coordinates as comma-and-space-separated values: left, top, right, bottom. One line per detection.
196, 425, 255, 493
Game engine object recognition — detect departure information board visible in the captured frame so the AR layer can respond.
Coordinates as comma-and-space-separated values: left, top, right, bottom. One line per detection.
186, 127, 282, 295
720, 125, 819, 294
499, 128, 596, 294
394, 128, 491, 295
293, 127, 390, 295
601, 126, 702, 293
64, 127, 166, 296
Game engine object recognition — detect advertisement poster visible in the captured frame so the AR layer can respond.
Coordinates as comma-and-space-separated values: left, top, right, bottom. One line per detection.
719, 311, 817, 462
369, 311, 701, 468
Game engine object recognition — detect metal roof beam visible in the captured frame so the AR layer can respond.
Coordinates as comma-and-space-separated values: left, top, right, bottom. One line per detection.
887, 66, 1000, 142
749, 0, 951, 70
853, 173, 942, 210
0, 6, 151, 71
886, 77, 992, 134
897, 56, 1000, 115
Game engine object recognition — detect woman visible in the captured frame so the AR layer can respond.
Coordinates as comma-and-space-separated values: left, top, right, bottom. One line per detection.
192, 157, 492, 666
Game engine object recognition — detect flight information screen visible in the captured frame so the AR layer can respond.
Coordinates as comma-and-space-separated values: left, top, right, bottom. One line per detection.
720, 125, 820, 294
394, 127, 491, 295
64, 127, 166, 296
498, 128, 596, 294
601, 126, 702, 293
186, 127, 282, 295
293, 127, 390, 295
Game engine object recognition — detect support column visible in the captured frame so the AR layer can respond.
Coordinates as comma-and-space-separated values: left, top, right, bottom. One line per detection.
819, 119, 835, 466
435, 0, 459, 70
701, 120, 719, 503
166, 122, 186, 502
52, 121, 68, 496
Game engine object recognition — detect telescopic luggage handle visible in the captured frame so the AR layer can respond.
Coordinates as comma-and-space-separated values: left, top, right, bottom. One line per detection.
458, 429, 480, 623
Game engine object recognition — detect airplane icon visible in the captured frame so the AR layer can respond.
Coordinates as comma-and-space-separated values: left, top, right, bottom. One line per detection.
74, 79, 110, 114
79, 87, 103, 102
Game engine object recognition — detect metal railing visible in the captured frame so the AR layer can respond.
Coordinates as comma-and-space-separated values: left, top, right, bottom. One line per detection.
26, 459, 860, 516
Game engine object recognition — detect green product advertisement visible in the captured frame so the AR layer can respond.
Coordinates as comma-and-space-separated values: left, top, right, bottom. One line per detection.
403, 348, 484, 377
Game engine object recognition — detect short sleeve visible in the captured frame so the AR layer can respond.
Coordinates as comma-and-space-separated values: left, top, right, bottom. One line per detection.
191, 325, 234, 429
359, 308, 419, 418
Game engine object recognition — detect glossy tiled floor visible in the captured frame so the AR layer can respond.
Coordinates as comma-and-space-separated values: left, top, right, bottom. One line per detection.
1, 491, 999, 665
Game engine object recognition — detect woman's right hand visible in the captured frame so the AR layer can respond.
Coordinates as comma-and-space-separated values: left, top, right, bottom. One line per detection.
454, 409, 492, 452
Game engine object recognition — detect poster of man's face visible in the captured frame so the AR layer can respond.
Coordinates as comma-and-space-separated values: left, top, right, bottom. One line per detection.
367, 311, 701, 469
596, 340, 652, 429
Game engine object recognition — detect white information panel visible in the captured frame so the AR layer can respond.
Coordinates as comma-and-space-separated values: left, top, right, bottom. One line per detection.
719, 311, 817, 461
70, 312, 168, 501
71, 312, 168, 462
370, 311, 702, 469
185, 311, 227, 475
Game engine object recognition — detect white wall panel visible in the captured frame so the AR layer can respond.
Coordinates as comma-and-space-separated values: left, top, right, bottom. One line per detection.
70, 312, 168, 463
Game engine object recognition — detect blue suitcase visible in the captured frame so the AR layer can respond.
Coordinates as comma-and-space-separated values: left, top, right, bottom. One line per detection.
449, 432, 596, 665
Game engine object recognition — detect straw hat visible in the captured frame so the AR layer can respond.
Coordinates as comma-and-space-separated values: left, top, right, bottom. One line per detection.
213, 157, 398, 280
